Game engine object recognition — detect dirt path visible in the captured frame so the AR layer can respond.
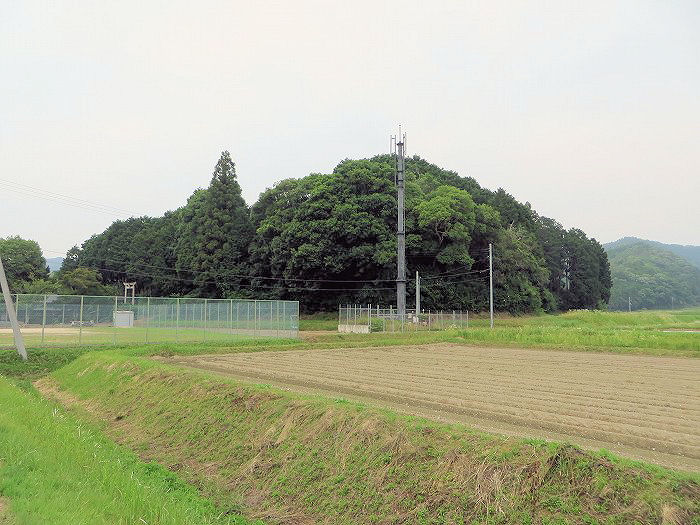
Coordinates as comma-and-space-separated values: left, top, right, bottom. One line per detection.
161, 343, 700, 471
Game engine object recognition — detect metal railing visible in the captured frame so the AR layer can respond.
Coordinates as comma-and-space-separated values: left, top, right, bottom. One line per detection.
338, 304, 468, 333
0, 294, 299, 348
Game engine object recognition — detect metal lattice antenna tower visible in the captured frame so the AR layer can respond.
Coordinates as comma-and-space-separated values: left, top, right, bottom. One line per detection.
391, 128, 407, 318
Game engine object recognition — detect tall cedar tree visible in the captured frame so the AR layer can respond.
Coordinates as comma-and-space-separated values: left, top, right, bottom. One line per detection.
176, 152, 253, 297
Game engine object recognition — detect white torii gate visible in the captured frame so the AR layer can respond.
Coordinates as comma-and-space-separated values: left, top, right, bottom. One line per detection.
123, 282, 136, 305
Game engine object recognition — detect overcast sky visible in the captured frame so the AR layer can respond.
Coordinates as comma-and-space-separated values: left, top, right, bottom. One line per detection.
1, 0, 698, 257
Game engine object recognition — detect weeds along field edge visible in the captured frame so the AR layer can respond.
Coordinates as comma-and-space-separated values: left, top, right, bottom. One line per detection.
35, 350, 700, 525
0, 375, 255, 525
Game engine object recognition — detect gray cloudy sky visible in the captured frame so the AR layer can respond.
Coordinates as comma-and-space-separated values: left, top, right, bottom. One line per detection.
1, 0, 698, 257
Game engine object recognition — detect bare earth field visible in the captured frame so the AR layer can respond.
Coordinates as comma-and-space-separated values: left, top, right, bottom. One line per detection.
165, 344, 700, 472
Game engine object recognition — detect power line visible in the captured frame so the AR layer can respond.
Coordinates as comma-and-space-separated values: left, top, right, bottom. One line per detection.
44, 248, 489, 285
422, 275, 490, 286
88, 266, 396, 292
0, 179, 140, 217
52, 253, 398, 283
421, 269, 489, 280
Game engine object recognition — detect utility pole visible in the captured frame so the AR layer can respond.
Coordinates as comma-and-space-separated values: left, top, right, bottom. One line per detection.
489, 243, 494, 329
392, 129, 407, 320
628, 296, 631, 312
0, 256, 27, 360
415, 270, 420, 316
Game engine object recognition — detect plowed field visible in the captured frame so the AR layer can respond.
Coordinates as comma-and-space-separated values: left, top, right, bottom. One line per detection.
164, 344, 700, 471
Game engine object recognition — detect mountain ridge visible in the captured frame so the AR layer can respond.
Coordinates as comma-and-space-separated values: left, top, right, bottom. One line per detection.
606, 241, 700, 310
604, 237, 700, 269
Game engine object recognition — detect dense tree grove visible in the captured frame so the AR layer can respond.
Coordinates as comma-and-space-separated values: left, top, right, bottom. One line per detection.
55, 151, 611, 313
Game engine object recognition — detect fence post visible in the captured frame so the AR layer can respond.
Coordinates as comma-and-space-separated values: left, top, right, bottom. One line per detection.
203, 298, 207, 342
254, 299, 258, 337
79, 296, 84, 345
466, 309, 469, 329
41, 294, 47, 344
368, 303, 371, 332
176, 298, 180, 343
113, 296, 117, 345
146, 297, 150, 343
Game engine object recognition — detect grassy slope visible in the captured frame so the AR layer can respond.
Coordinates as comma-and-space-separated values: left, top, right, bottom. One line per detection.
43, 351, 699, 525
0, 376, 255, 525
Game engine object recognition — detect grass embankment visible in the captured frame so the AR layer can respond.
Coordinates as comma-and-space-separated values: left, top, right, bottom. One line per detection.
0, 375, 254, 525
39, 351, 699, 525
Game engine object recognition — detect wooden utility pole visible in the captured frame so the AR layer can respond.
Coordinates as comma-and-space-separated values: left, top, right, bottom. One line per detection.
0, 256, 27, 360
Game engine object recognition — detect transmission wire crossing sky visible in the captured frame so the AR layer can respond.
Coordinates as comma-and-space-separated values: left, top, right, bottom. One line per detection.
1, 1, 698, 254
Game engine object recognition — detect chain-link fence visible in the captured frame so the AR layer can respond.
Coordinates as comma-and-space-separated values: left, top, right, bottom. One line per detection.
338, 304, 468, 333
0, 294, 299, 348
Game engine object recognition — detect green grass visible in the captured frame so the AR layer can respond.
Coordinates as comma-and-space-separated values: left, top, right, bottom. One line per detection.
455, 326, 698, 355
0, 325, 297, 349
0, 375, 256, 525
299, 311, 339, 331
469, 308, 700, 330
40, 351, 700, 524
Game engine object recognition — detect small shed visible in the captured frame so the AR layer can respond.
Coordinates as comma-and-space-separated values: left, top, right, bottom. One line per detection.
114, 310, 134, 328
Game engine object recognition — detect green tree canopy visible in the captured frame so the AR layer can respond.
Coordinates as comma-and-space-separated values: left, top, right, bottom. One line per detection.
59, 267, 115, 296
0, 236, 48, 292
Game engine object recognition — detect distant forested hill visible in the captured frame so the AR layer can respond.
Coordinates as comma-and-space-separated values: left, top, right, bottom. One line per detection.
46, 257, 64, 272
606, 241, 700, 310
604, 237, 700, 269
